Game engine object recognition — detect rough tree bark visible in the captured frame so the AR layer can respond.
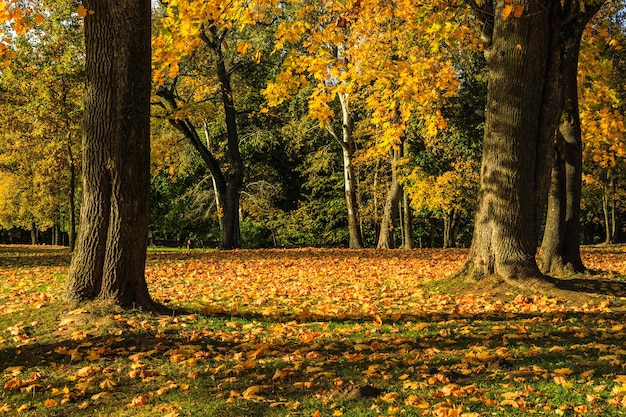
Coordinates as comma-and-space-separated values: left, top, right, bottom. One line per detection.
65, 0, 156, 309
539, 3, 602, 274
457, 0, 564, 286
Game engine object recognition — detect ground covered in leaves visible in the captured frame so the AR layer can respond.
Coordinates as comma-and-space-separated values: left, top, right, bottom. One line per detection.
1, 245, 626, 416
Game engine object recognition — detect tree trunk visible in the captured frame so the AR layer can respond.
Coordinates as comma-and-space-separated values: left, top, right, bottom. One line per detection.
603, 184, 613, 244
67, 137, 76, 252
328, 92, 363, 248
210, 28, 243, 250
402, 189, 414, 249
65, 0, 156, 310
377, 147, 402, 249
458, 0, 563, 285
539, 6, 599, 274
443, 209, 459, 249
30, 221, 37, 245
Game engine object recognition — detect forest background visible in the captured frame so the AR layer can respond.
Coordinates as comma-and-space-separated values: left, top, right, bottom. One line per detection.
0, 0, 625, 251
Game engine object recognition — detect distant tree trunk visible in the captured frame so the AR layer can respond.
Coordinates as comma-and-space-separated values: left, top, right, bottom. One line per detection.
65, 0, 156, 310
442, 209, 459, 249
67, 135, 76, 252
602, 183, 615, 244
30, 221, 37, 245
52, 219, 59, 246
328, 92, 363, 248
539, 3, 600, 274
402, 190, 414, 249
377, 146, 402, 249
456, 0, 564, 285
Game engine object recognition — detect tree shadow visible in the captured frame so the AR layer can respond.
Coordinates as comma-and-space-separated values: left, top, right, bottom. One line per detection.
545, 275, 626, 297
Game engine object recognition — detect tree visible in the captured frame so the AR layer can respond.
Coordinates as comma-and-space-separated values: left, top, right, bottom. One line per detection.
457, 0, 581, 285
264, 0, 463, 248
539, 2, 605, 274
0, 1, 83, 248
152, 0, 281, 249
578, 4, 626, 245
65, 0, 156, 309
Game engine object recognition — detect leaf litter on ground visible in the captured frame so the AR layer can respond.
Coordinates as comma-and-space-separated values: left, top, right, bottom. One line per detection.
1, 245, 626, 416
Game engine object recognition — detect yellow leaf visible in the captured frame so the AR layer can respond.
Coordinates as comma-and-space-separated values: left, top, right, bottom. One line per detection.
14, 403, 28, 413
242, 385, 269, 400
553, 368, 573, 375
99, 379, 117, 390
91, 392, 111, 401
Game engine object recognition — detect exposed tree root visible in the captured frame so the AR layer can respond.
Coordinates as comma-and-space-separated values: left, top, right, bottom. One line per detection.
444, 261, 595, 304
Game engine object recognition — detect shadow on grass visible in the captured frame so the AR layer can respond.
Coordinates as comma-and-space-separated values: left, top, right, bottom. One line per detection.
546, 275, 626, 296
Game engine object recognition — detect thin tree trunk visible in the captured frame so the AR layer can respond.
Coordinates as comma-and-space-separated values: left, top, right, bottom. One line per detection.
377, 147, 402, 249
67, 135, 76, 252
327, 92, 363, 248
30, 221, 37, 245
603, 185, 613, 244
66, 0, 156, 310
443, 209, 459, 249
210, 28, 243, 249
402, 189, 414, 249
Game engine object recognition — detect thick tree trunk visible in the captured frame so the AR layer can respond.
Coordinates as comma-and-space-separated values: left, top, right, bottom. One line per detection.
539, 7, 598, 274
65, 0, 155, 309
377, 147, 402, 249
459, 0, 563, 284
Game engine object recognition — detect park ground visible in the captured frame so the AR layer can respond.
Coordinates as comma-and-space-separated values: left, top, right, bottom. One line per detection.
1, 245, 626, 416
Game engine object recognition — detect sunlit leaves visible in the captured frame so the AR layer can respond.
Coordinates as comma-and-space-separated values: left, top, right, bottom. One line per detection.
152, 0, 279, 84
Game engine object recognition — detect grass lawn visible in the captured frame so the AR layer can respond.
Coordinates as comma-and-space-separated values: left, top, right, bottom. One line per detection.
1, 245, 626, 416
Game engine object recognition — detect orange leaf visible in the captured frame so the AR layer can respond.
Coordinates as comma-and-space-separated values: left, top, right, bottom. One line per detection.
502, 5, 513, 21
513, 5, 524, 17
131, 395, 148, 406
76, 5, 87, 17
